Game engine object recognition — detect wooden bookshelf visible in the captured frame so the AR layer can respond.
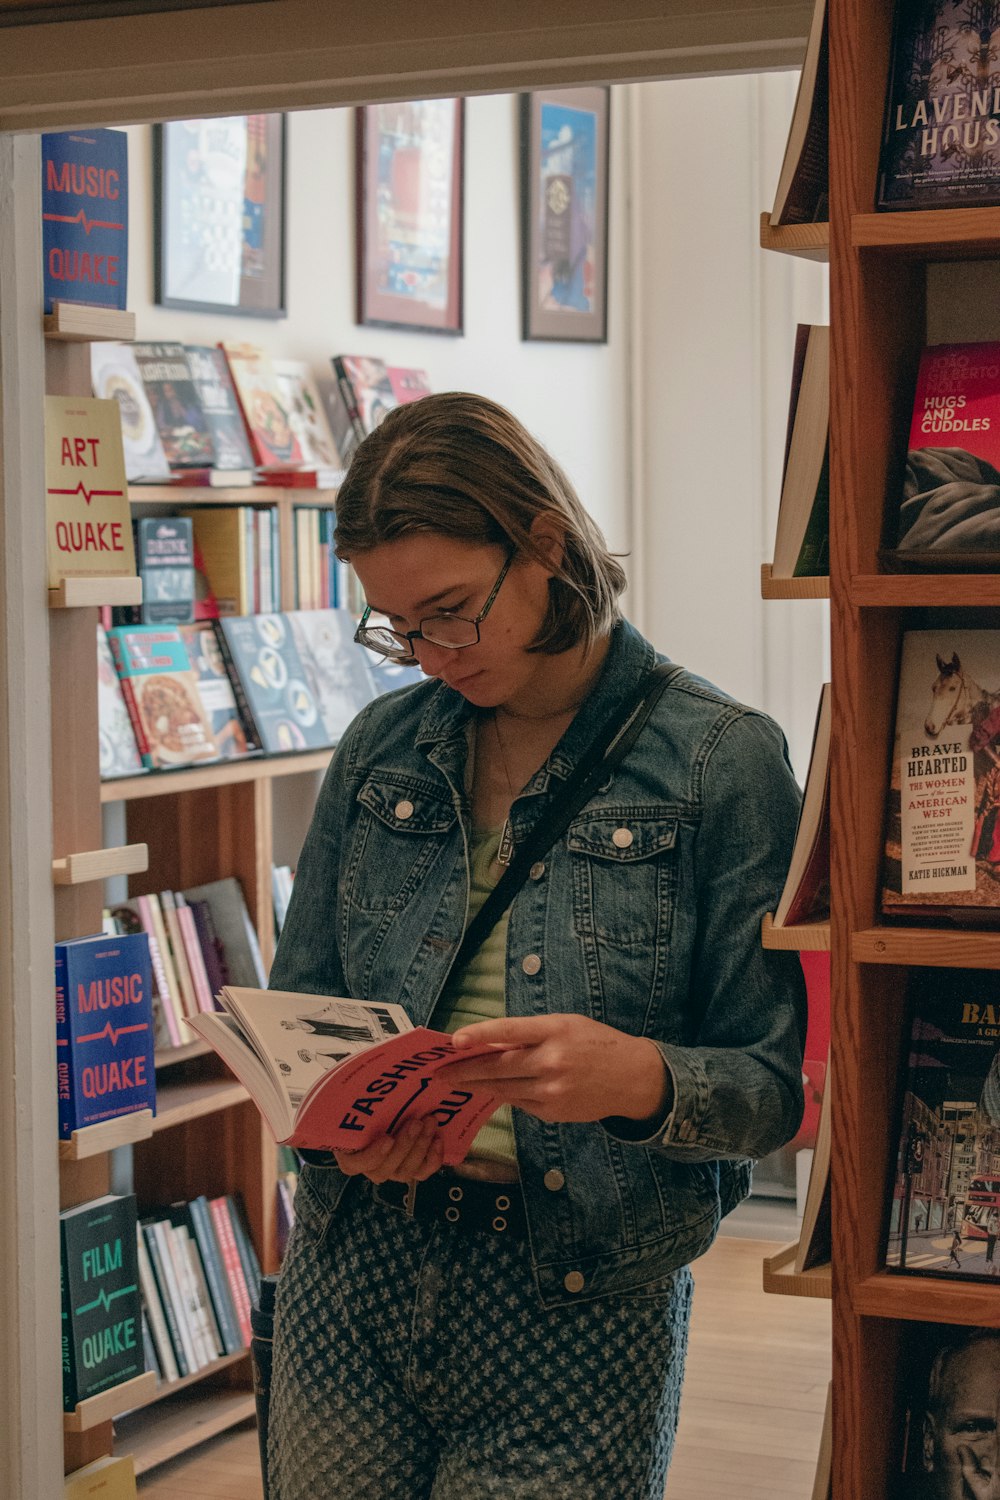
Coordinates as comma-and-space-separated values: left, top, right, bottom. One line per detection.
852, 927, 1000, 969
851, 205, 1000, 259
44, 303, 136, 343
849, 573, 1000, 608
63, 1371, 158, 1434
46, 308, 282, 1478
762, 1241, 832, 1300
758, 212, 830, 262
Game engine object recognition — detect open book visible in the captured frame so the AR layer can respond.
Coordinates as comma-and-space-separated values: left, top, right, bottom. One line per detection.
186, 987, 498, 1164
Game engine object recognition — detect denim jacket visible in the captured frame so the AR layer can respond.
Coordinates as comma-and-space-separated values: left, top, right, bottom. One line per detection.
270, 619, 806, 1307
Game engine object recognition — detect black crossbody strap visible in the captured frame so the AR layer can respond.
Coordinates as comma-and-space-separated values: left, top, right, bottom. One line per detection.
453, 661, 684, 973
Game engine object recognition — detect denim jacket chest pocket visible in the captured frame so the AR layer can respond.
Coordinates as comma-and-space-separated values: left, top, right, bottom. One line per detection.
567, 810, 680, 1031
346, 775, 457, 913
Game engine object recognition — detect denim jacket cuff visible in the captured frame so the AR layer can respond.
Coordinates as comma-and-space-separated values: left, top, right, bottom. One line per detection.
602, 1041, 714, 1151
601, 1048, 680, 1145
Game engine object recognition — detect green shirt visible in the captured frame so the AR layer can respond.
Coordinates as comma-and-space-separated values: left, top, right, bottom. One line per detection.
427, 827, 517, 1169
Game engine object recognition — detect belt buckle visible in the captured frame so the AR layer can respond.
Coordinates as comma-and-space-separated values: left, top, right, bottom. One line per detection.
402, 1179, 417, 1217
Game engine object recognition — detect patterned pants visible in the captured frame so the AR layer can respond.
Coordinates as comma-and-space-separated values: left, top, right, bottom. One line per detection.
268, 1176, 693, 1499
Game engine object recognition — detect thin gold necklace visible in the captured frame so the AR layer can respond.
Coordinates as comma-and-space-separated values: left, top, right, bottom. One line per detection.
491, 714, 518, 867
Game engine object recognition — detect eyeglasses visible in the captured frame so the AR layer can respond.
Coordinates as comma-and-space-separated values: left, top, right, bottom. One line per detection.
354, 550, 515, 664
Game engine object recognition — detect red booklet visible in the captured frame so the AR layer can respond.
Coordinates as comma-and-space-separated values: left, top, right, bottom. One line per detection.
187, 986, 498, 1163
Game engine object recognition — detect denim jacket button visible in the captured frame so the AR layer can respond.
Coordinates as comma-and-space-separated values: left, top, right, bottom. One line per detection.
612, 826, 634, 849
521, 953, 542, 975
543, 1169, 565, 1192
529, 861, 545, 880
564, 1271, 585, 1294
394, 799, 415, 820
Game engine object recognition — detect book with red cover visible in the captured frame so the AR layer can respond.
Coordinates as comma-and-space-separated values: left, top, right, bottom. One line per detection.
187, 986, 498, 1164
892, 341, 1000, 567
386, 366, 432, 405
221, 342, 304, 470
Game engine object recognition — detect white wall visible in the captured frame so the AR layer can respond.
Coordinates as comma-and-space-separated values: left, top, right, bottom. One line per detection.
124, 97, 631, 556
633, 71, 829, 780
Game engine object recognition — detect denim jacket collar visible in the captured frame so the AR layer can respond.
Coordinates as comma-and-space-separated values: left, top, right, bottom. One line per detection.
413, 618, 660, 788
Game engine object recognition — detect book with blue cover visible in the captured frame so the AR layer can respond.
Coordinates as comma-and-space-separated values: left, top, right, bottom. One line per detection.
60, 1193, 143, 1410
42, 129, 128, 315
55, 932, 156, 1139
218, 613, 329, 753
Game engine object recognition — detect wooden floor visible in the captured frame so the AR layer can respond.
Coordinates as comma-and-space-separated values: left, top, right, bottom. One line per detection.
137, 1235, 831, 1500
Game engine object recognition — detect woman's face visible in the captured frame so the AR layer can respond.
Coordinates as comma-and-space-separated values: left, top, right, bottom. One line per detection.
350, 532, 556, 710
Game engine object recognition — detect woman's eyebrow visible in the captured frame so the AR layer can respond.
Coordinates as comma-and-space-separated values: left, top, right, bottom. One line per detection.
368, 584, 466, 616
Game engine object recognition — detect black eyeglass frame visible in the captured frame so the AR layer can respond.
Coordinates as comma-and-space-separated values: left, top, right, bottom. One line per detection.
354, 549, 516, 664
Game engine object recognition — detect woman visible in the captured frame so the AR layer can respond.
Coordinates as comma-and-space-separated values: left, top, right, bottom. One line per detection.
267, 392, 806, 1499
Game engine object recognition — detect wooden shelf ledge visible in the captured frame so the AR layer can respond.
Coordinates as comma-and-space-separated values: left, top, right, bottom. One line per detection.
114, 1349, 249, 1419
155, 1039, 211, 1069
762, 914, 831, 951
101, 746, 333, 802
850, 573, 1000, 607
59, 1109, 154, 1161
49, 576, 142, 609
852, 927, 1000, 969
44, 303, 135, 343
63, 1370, 157, 1433
114, 1386, 257, 1477
853, 1271, 1000, 1326
153, 1076, 250, 1133
852, 206, 1000, 260
758, 212, 830, 262
760, 564, 829, 600
52, 842, 148, 886
762, 1241, 832, 1299
129, 484, 339, 505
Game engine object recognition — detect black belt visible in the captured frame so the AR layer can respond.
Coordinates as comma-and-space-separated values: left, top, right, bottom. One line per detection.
372, 1171, 527, 1239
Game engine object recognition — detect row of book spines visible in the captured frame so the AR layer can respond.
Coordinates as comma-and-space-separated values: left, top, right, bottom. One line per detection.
137, 1194, 260, 1386
292, 507, 359, 611
110, 891, 227, 1052
184, 505, 280, 618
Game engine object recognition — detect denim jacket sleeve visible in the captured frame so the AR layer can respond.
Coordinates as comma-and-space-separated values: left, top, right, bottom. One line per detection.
606, 708, 807, 1163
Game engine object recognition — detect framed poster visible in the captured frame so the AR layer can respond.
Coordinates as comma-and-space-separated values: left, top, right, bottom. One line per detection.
356, 99, 464, 335
521, 87, 610, 343
154, 113, 286, 318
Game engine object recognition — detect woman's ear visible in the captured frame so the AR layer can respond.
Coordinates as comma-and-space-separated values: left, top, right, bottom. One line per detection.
529, 513, 566, 573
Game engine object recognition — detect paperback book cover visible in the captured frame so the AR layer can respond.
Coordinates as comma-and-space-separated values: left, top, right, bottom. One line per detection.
107, 624, 219, 770
97, 623, 145, 780
178, 621, 260, 759
125, 515, 195, 626
768, 0, 828, 226
892, 1321, 1000, 1497
218, 613, 329, 753
90, 343, 172, 483
877, 1, 1000, 211
55, 931, 156, 1138
44, 395, 135, 588
187, 986, 499, 1161
288, 609, 378, 742
386, 365, 432, 405
180, 876, 266, 989
882, 629, 1000, 924
893, 342, 1000, 565
60, 1194, 143, 1410
132, 342, 214, 469
183, 345, 256, 472
886, 967, 1000, 1284
64, 1454, 138, 1499
221, 342, 304, 469
272, 359, 343, 472
42, 128, 128, 315
334, 354, 397, 437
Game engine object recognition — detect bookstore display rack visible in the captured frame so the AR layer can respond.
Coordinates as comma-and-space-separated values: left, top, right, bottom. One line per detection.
825, 2, 1000, 1493
48, 304, 325, 1478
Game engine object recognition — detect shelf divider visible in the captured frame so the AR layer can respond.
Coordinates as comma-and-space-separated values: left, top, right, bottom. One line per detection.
59, 1110, 154, 1161
49, 576, 142, 609
758, 212, 830, 262
852, 927, 1000, 969
762, 1241, 832, 1300
63, 1371, 158, 1433
760, 564, 830, 600
762, 913, 831, 951
52, 843, 148, 886
44, 303, 136, 343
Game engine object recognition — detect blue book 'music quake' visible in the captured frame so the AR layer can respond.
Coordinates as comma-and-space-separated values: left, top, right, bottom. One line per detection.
41, 128, 128, 315
55, 931, 156, 1139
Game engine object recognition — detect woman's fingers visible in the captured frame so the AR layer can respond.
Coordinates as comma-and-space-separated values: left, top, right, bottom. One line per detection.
333, 1117, 442, 1183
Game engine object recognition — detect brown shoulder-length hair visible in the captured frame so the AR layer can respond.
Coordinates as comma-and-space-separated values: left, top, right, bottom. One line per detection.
333, 392, 626, 654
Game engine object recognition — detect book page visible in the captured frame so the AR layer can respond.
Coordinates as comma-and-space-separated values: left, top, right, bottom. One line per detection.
220, 986, 414, 1111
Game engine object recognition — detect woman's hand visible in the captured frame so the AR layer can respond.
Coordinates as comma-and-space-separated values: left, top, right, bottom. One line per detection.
332, 1116, 444, 1184
444, 1014, 672, 1126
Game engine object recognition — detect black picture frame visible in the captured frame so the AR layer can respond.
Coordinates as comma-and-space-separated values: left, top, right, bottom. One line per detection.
356, 99, 464, 336
154, 113, 287, 319
520, 86, 610, 343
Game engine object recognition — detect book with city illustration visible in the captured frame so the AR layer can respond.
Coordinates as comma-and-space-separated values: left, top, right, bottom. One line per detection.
882, 629, 1000, 924
885, 966, 1000, 1282
186, 986, 499, 1162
